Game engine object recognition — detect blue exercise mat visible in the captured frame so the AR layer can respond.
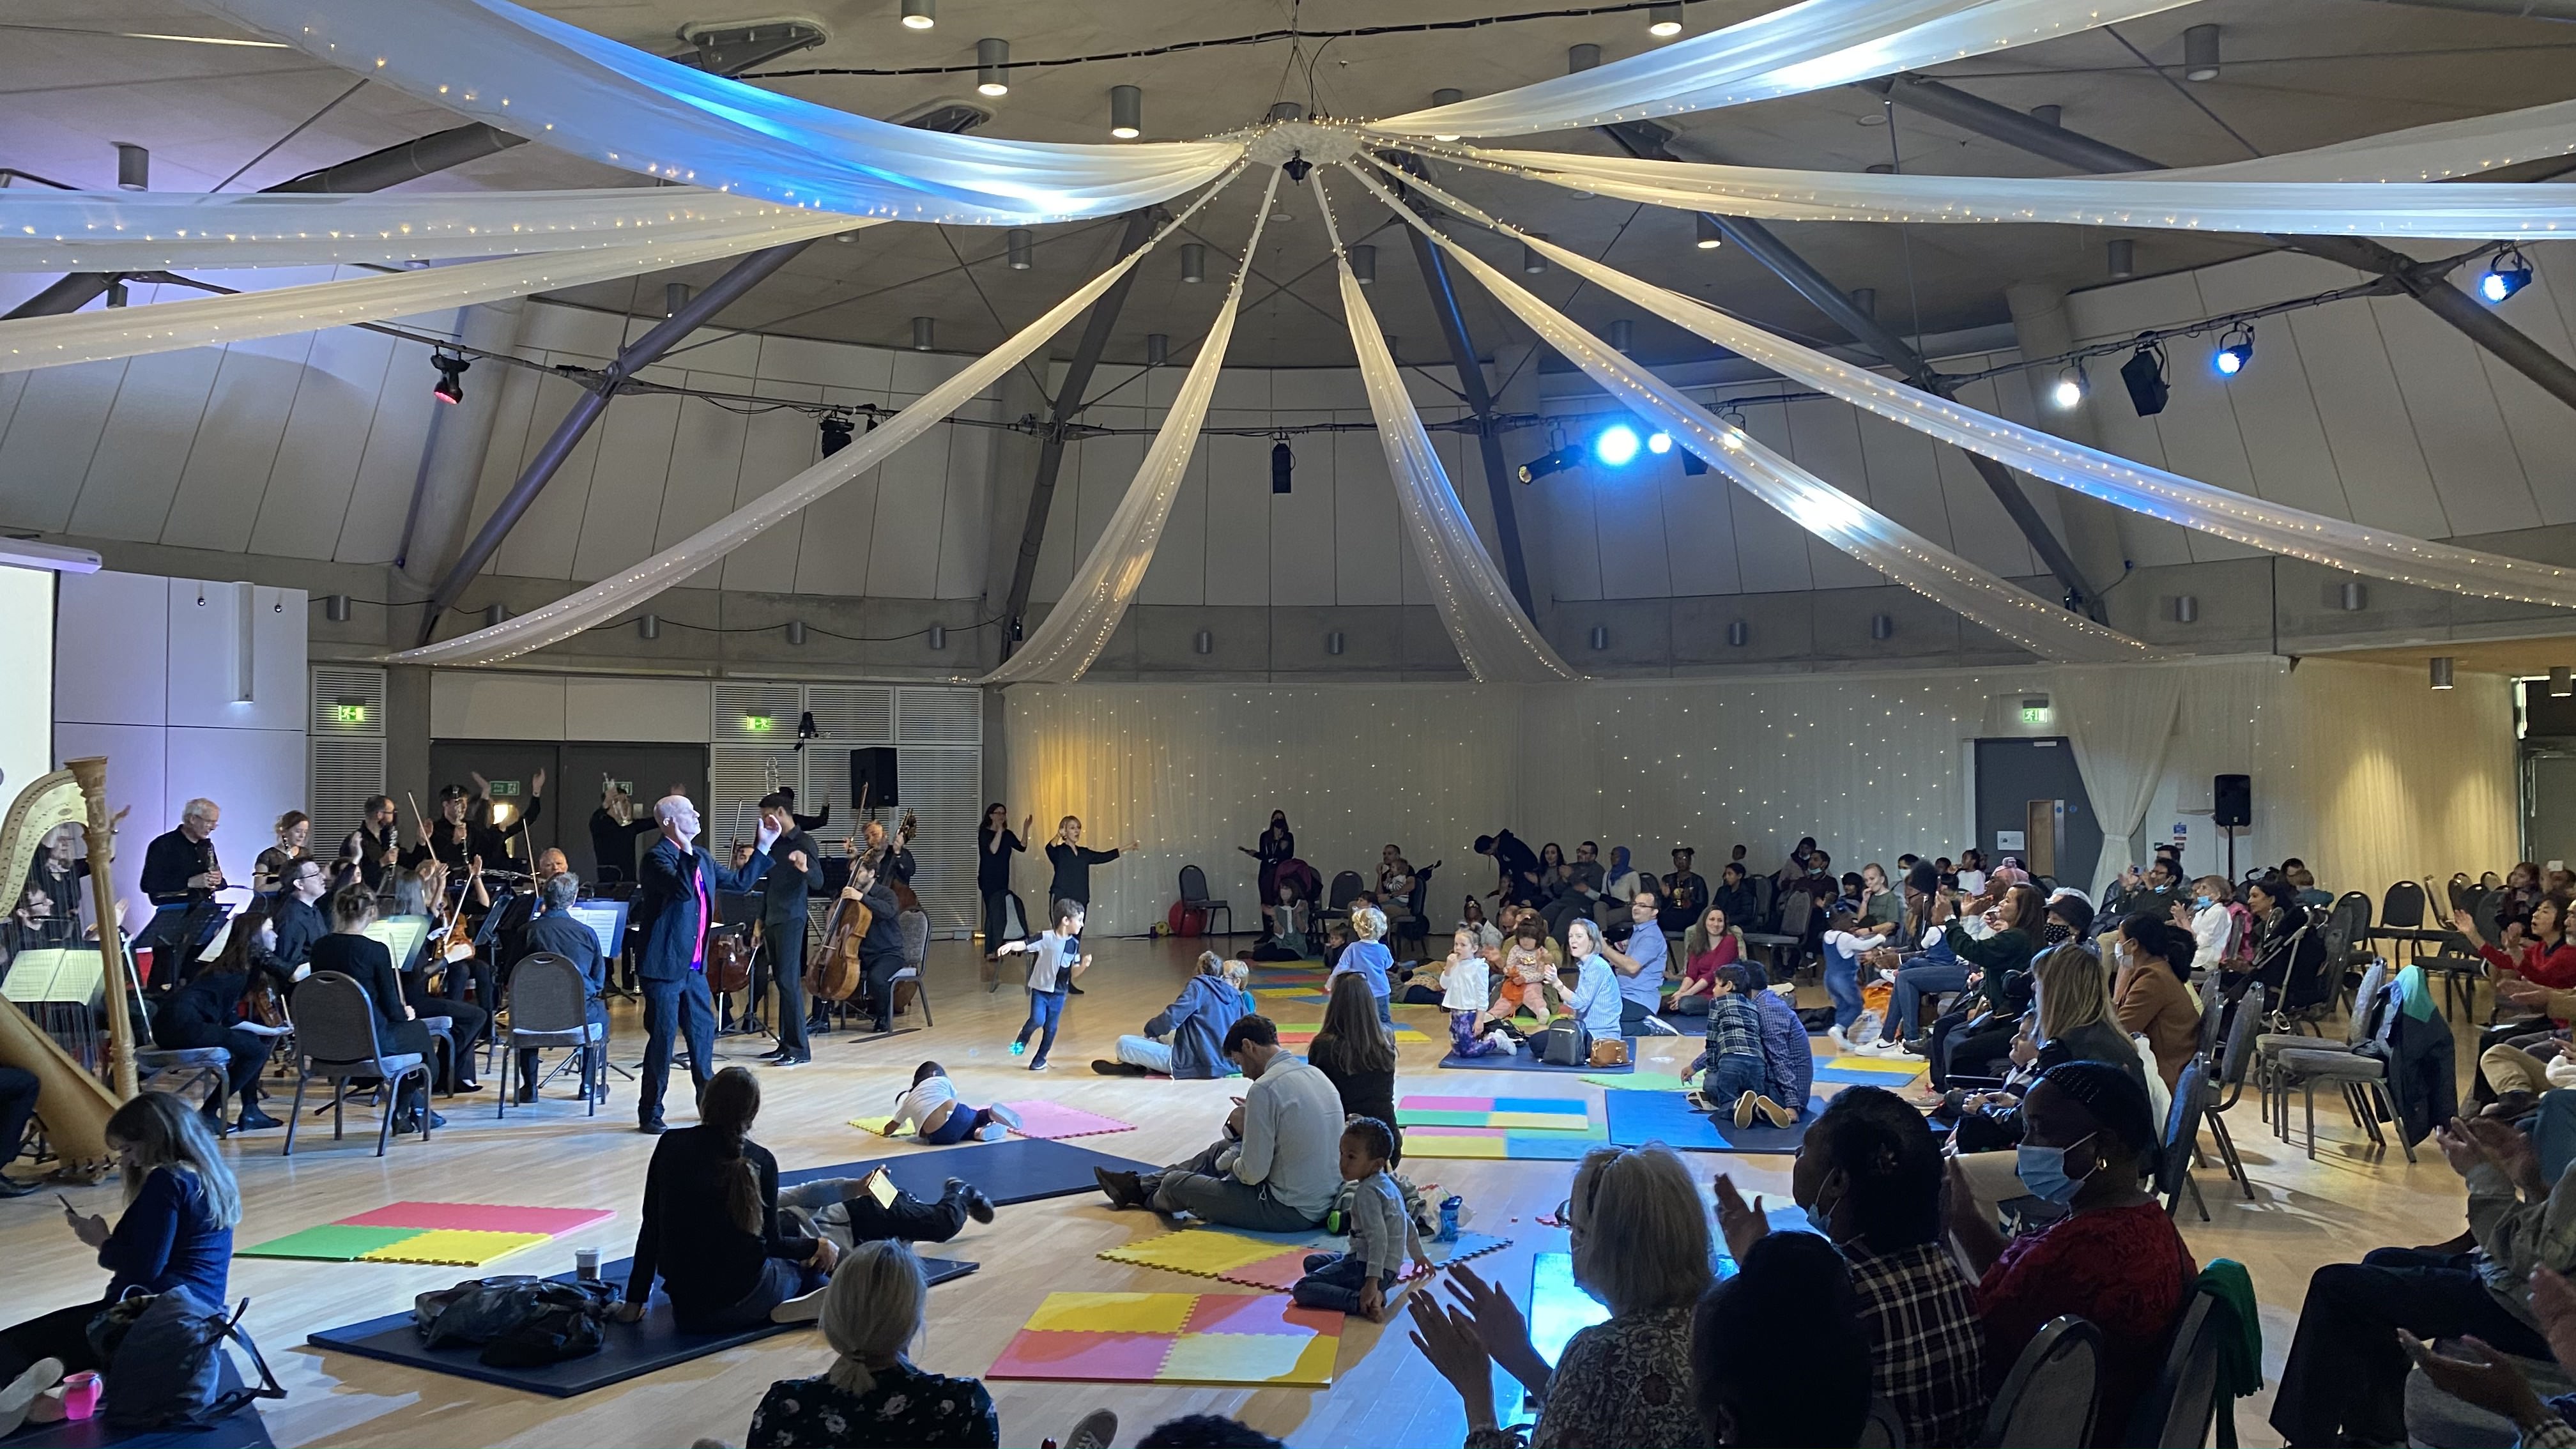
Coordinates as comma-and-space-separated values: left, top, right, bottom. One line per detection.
307, 1255, 974, 1398
1438, 1039, 1639, 1074
1603, 1088, 1830, 1153
780, 1136, 1158, 1205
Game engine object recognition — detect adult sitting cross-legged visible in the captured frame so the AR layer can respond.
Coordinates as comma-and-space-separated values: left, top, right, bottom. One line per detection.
1092, 1015, 1342, 1231
1096, 951, 1248, 1077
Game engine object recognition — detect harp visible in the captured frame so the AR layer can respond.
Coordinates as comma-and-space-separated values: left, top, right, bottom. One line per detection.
0, 758, 131, 1177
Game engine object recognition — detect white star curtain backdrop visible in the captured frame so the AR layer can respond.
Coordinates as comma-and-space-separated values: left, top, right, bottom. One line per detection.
1378, 167, 2576, 611
1349, 165, 2159, 664
979, 171, 1284, 685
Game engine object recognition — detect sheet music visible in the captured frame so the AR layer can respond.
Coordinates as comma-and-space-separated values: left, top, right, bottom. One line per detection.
1, 947, 107, 1004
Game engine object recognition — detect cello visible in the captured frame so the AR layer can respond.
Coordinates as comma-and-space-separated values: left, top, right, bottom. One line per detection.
806, 850, 877, 1004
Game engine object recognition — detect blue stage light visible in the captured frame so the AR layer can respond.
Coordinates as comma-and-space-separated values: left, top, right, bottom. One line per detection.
1645, 431, 1673, 454
1594, 425, 1641, 466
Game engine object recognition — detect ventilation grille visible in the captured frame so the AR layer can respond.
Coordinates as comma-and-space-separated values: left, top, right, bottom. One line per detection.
713, 683, 804, 744
896, 687, 981, 746
310, 665, 387, 737
309, 736, 385, 853
709, 747, 802, 855
804, 685, 893, 742
898, 745, 981, 935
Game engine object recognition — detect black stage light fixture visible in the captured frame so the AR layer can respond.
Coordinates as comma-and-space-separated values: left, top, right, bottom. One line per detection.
2119, 337, 2168, 418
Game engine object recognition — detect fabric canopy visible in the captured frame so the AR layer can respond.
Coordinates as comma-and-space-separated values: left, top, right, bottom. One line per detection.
2053, 665, 2184, 899
0, 186, 857, 270
979, 171, 1283, 684
1366, 0, 2192, 141
2175, 97, 2576, 183
1430, 144, 2576, 240
1392, 170, 2576, 611
1349, 166, 2158, 664
1315, 178, 1574, 684
0, 214, 866, 372
191, 0, 1246, 225
382, 169, 1243, 666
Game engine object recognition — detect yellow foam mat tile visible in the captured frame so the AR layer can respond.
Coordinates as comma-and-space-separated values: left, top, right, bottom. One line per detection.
357, 1229, 552, 1266
1823, 1055, 1926, 1075
1159, 1331, 1337, 1387
1487, 1111, 1593, 1131
1025, 1291, 1197, 1334
1400, 1135, 1508, 1159
848, 1115, 912, 1136
1100, 1230, 1309, 1276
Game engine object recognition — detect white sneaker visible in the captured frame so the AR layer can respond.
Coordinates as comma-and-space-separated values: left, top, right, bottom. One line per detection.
977, 1122, 1008, 1142
987, 1101, 1024, 1131
770, 1287, 828, 1324
0, 1358, 61, 1439
1641, 1015, 1681, 1037
1827, 1025, 1851, 1052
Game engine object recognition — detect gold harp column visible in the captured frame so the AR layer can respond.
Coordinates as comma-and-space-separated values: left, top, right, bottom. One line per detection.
69, 758, 135, 1099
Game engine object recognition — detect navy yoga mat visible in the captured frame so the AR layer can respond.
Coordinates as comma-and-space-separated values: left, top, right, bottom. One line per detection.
4, 1360, 273, 1448
307, 1255, 976, 1397
779, 1136, 1159, 1205
1602, 1088, 1830, 1153
1438, 1039, 1639, 1074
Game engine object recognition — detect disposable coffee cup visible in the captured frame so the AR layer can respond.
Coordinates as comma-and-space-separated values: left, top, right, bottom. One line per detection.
576, 1246, 601, 1280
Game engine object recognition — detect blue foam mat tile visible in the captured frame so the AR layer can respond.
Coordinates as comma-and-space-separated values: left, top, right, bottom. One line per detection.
1603, 1089, 1828, 1153
306, 1255, 975, 1398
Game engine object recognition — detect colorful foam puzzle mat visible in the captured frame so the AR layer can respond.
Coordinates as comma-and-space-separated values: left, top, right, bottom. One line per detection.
1096, 1223, 1512, 1291
988, 1291, 1340, 1386
1396, 1094, 1590, 1130
1583, 1069, 1698, 1092
1000, 1100, 1135, 1140
1602, 1089, 1830, 1154
1816, 1054, 1929, 1085
1276, 1022, 1433, 1046
239, 1202, 613, 1265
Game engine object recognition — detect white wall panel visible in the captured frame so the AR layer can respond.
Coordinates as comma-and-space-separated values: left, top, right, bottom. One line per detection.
867, 422, 956, 599
565, 677, 713, 742
651, 389, 751, 561
57, 571, 169, 728
431, 671, 567, 740
1331, 425, 1401, 606
1202, 431, 1271, 606
1268, 410, 1336, 607
489, 370, 604, 581
2375, 294, 2542, 537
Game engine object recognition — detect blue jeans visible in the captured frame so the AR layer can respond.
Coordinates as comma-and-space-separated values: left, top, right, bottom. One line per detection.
1116, 1035, 1174, 1073
1823, 946, 1862, 1030
1016, 988, 1067, 1065
1705, 1053, 1765, 1101
2536, 1090, 2576, 1183
1291, 1250, 1396, 1314
1377, 993, 1393, 1026
640, 971, 716, 1129
1886, 962, 1970, 1042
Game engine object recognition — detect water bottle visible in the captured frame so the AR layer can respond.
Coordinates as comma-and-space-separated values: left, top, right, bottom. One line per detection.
1437, 1195, 1462, 1243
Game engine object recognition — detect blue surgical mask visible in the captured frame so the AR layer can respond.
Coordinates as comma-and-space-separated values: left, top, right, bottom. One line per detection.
1802, 1184, 1842, 1239
2015, 1133, 2097, 1204
2195, 894, 2215, 910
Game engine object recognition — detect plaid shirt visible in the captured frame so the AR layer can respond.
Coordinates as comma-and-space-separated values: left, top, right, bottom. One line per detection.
1705, 992, 1761, 1062
1846, 1240, 1988, 1449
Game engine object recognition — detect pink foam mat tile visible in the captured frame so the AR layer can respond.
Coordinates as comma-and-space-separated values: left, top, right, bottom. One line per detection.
337, 1202, 616, 1236
1000, 1100, 1137, 1140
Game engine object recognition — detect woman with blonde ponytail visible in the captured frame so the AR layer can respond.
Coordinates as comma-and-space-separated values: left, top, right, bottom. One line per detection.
618, 1067, 836, 1333
746, 1242, 998, 1448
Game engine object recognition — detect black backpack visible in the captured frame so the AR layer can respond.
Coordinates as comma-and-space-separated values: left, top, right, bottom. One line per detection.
413, 1276, 617, 1367
87, 1289, 285, 1430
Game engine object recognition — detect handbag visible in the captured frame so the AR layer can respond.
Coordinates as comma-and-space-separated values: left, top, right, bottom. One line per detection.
88, 1289, 285, 1430
1587, 1037, 1630, 1068
414, 1275, 618, 1367
1541, 1020, 1592, 1066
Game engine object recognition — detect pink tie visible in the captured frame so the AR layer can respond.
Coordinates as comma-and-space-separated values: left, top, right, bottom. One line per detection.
691, 858, 711, 972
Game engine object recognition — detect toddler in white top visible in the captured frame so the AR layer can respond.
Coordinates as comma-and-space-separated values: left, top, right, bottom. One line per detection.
1440, 927, 1511, 1059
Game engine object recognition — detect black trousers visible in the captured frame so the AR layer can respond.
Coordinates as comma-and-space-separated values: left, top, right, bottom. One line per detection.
764, 916, 808, 1056
848, 1183, 970, 1243
0, 1298, 111, 1380
864, 951, 903, 1031
403, 984, 489, 1090
0, 1065, 36, 1165
981, 889, 1011, 955
2271, 1248, 2552, 1446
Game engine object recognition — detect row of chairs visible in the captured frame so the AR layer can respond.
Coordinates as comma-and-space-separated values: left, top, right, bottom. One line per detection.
1947, 1293, 2231, 1449
1176, 863, 1443, 958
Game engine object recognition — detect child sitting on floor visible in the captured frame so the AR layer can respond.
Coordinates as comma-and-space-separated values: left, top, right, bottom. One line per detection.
1440, 928, 1512, 1059
1686, 965, 1797, 1128
1480, 916, 1563, 1028
1291, 1116, 1434, 1319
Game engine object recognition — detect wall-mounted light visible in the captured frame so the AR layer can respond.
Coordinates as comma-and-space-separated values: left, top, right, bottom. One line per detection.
1350, 244, 1375, 285
911, 316, 935, 351
485, 602, 510, 627
1726, 620, 1749, 647
1648, 4, 1683, 36
1326, 631, 1346, 656
1869, 613, 1894, 641
1609, 319, 1634, 353
114, 142, 148, 192
1695, 213, 1724, 250
323, 594, 352, 622
928, 624, 947, 650
2173, 594, 2198, 624
2552, 666, 2572, 698
1180, 243, 1205, 284
976, 37, 1010, 96
1588, 624, 1610, 650
1193, 629, 1213, 655
1109, 84, 1142, 139
2182, 23, 2220, 81
2431, 655, 2456, 690
2338, 581, 2366, 611
639, 613, 660, 640
1522, 236, 1547, 275
900, 0, 934, 29
785, 620, 808, 645
2107, 238, 2136, 279
1146, 334, 1169, 366
1430, 88, 1464, 141
665, 282, 691, 318
1006, 229, 1032, 270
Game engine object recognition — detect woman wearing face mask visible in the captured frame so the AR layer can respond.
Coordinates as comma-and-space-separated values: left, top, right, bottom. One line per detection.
1239, 811, 1294, 939
150, 902, 293, 1133
1945, 1061, 2196, 1438
1713, 1087, 1986, 1449
2177, 875, 2236, 975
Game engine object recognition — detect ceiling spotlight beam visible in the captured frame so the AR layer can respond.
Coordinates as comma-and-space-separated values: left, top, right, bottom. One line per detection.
1858, 71, 2576, 417
1600, 120, 2101, 618
418, 96, 970, 643
1392, 157, 1538, 618
1000, 207, 1160, 658
3, 32, 824, 321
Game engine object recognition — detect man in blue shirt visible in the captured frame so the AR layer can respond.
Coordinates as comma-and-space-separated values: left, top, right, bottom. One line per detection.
1600, 886, 1680, 1036
632, 794, 774, 1134
513, 870, 610, 1105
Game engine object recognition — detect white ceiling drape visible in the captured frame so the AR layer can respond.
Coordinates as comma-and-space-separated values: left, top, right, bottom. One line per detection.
1386, 169, 2576, 611
1425, 144, 2576, 239
1315, 178, 1574, 684
979, 171, 1283, 685
0, 213, 868, 372
2051, 665, 2185, 898
187, 0, 1247, 225
1365, 0, 2194, 141
2173, 97, 2576, 183
0, 187, 861, 270
380, 168, 1243, 667
1349, 166, 2159, 664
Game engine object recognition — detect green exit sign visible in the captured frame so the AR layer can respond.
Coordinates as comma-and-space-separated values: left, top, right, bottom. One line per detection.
489, 779, 521, 797
334, 703, 366, 724
745, 713, 775, 732
2020, 696, 2052, 726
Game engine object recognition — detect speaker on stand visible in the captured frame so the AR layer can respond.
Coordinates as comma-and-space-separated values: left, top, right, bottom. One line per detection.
2213, 774, 2251, 882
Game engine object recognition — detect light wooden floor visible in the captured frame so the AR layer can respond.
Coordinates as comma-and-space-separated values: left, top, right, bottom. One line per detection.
3, 935, 2479, 1448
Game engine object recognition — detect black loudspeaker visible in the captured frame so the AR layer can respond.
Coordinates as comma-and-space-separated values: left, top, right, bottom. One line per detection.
2213, 773, 2251, 829
851, 747, 899, 808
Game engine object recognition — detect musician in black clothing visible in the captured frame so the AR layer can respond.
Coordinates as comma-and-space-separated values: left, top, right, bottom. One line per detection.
776, 786, 830, 836
752, 794, 824, 1066
271, 857, 329, 974
303, 884, 454, 1131
153, 902, 289, 1133
137, 799, 227, 986
418, 772, 545, 872
861, 816, 916, 887
513, 870, 610, 1105
847, 854, 907, 1035
336, 795, 404, 894
588, 780, 660, 886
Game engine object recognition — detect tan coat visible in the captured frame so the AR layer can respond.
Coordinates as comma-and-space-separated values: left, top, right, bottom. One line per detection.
2115, 960, 2202, 1089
